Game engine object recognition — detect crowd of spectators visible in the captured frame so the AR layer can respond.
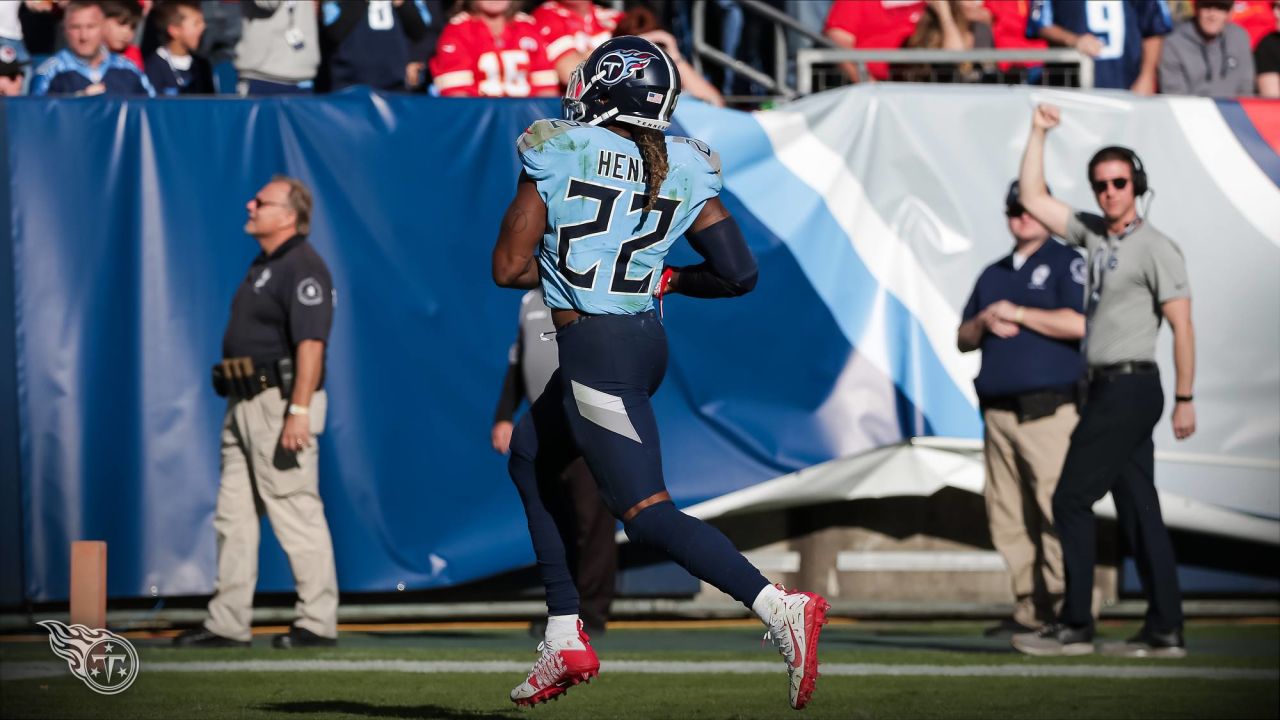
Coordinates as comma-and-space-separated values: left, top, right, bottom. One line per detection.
0, 0, 1275, 100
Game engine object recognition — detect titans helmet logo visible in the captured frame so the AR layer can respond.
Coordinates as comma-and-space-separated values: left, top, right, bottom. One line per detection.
596, 50, 658, 86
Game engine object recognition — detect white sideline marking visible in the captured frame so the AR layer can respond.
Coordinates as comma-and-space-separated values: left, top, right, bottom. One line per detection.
4, 660, 1275, 682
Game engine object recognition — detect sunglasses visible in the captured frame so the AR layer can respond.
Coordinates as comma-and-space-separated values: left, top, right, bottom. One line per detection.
1091, 177, 1129, 193
250, 196, 291, 209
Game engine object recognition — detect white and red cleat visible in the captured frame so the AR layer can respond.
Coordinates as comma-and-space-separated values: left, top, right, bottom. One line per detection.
763, 584, 831, 710
509, 625, 600, 706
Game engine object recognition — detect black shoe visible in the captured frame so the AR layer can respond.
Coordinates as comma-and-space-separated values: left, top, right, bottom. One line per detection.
172, 627, 250, 648
1011, 622, 1095, 656
1102, 627, 1187, 659
983, 618, 1039, 637
272, 625, 337, 649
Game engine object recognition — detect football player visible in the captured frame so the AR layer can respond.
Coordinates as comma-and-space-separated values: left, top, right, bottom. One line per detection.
491, 35, 830, 711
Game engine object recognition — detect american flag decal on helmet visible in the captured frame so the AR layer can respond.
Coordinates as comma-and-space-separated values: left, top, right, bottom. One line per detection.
646, 91, 663, 103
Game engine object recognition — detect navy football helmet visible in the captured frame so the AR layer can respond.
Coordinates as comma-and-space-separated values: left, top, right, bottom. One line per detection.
563, 36, 681, 131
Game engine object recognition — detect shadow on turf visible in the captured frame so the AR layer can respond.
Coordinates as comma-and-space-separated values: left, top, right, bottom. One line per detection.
259, 700, 517, 719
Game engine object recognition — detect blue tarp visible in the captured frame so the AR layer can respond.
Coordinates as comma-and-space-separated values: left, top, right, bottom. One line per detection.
0, 91, 951, 603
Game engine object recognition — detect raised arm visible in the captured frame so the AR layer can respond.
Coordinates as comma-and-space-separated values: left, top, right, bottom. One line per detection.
492, 175, 546, 289
1018, 104, 1072, 239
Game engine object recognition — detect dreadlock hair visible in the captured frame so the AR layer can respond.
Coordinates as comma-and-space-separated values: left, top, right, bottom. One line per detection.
632, 126, 669, 213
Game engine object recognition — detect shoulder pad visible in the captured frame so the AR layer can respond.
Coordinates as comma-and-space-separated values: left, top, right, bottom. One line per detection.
671, 136, 721, 174
517, 118, 587, 155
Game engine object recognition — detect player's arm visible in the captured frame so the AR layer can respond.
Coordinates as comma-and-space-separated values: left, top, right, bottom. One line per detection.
664, 198, 758, 298
1018, 103, 1071, 239
492, 174, 546, 289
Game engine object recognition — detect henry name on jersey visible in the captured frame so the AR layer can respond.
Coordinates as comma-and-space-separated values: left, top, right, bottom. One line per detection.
519, 119, 721, 197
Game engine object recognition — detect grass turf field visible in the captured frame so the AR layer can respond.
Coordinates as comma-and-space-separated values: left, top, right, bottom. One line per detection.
2, 619, 1277, 719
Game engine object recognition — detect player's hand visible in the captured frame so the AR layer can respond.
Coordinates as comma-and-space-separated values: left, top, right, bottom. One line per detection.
280, 414, 313, 453
654, 267, 677, 297
1172, 401, 1196, 440
79, 83, 106, 97
1032, 103, 1060, 131
1073, 33, 1104, 57
491, 420, 514, 455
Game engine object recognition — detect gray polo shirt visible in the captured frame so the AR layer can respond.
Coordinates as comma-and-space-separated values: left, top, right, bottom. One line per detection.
1066, 212, 1190, 367
512, 288, 559, 403
1158, 20, 1254, 97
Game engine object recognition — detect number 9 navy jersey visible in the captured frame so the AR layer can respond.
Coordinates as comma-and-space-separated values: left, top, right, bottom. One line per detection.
517, 118, 722, 315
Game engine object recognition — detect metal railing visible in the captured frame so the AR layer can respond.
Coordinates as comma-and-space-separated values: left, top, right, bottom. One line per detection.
796, 48, 1096, 97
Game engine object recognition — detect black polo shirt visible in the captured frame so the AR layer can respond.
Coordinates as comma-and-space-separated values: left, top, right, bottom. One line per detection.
222, 235, 334, 362
962, 239, 1086, 399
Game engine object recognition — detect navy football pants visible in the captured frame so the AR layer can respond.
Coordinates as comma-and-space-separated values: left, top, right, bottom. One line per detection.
508, 312, 770, 616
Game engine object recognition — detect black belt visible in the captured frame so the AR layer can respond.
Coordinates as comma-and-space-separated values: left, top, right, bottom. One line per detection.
212, 357, 294, 399
980, 388, 1075, 422
1089, 361, 1157, 381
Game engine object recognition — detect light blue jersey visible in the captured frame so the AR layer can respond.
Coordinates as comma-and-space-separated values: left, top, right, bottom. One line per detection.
517, 119, 723, 315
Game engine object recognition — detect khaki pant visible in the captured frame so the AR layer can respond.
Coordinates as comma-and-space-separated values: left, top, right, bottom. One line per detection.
983, 402, 1075, 628
204, 389, 338, 642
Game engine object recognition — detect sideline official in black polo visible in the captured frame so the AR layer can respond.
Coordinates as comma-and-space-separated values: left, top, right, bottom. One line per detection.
175, 176, 339, 650
958, 180, 1086, 636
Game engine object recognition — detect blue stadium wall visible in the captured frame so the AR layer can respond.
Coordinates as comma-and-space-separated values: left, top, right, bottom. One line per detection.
0, 92, 956, 604
4, 89, 1276, 605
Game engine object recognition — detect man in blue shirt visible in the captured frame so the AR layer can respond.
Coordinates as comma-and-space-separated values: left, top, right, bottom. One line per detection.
1027, 0, 1172, 92
31, 1, 154, 97
958, 180, 1086, 636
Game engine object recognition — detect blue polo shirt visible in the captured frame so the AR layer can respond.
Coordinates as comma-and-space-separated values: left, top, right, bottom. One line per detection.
1027, 0, 1172, 90
31, 48, 156, 97
962, 239, 1087, 399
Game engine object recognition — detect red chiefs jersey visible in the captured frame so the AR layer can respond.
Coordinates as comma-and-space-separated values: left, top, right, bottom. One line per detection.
985, 0, 1047, 68
1230, 0, 1278, 49
824, 0, 925, 80
532, 1, 624, 65
430, 12, 559, 97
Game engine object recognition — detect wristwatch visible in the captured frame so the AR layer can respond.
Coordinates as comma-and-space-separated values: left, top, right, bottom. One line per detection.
288, 403, 310, 416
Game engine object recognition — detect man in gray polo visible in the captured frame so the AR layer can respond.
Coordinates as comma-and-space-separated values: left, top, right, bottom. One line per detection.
1010, 103, 1197, 659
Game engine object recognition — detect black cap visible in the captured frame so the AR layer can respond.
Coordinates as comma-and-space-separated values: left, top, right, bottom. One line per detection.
1005, 180, 1049, 217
